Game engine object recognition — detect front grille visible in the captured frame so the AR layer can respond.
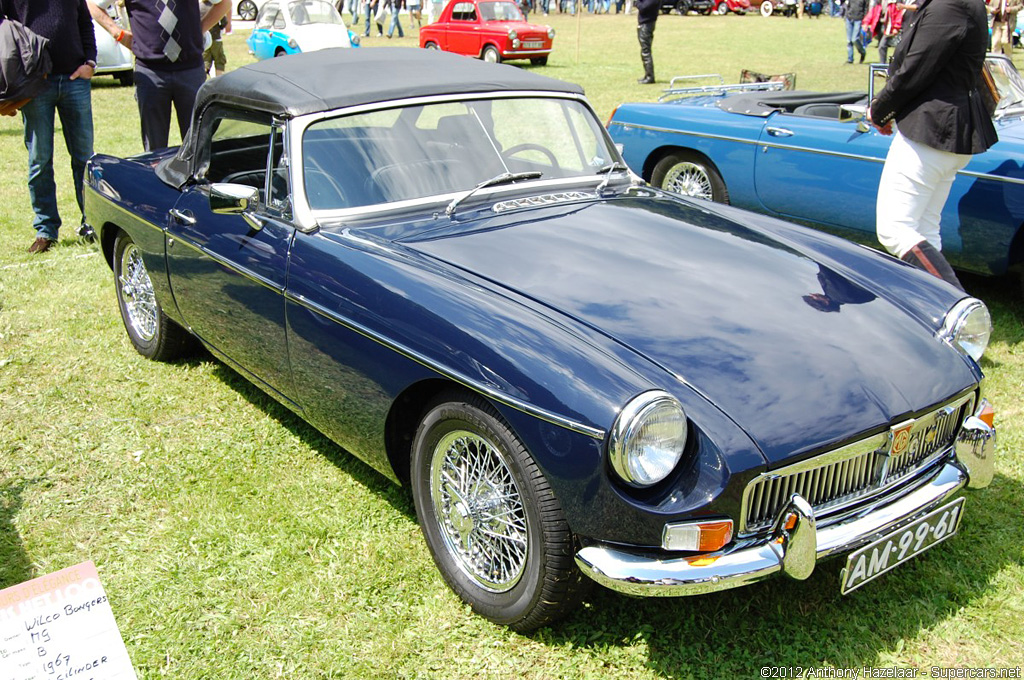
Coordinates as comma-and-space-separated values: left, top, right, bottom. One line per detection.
740, 394, 974, 535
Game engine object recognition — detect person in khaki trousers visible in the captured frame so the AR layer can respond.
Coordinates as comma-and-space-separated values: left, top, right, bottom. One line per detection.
989, 0, 1022, 55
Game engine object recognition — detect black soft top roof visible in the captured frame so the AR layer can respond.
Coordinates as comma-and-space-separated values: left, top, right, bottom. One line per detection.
157, 47, 585, 187
194, 47, 584, 119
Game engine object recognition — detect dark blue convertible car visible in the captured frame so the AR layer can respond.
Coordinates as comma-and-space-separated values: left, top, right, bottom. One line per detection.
608, 55, 1024, 292
84, 48, 997, 631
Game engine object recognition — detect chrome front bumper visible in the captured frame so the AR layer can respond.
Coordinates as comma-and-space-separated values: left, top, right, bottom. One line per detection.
575, 410, 996, 597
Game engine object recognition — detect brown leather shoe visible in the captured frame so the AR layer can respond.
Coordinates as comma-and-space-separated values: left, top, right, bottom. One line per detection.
27, 237, 54, 254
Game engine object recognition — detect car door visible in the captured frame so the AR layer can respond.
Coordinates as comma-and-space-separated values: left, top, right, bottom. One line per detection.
165, 105, 297, 405
447, 1, 483, 56
752, 110, 891, 243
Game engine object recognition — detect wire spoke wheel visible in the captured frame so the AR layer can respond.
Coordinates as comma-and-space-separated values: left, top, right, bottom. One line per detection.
651, 151, 730, 203
663, 161, 714, 199
430, 430, 528, 591
118, 242, 158, 342
411, 393, 590, 631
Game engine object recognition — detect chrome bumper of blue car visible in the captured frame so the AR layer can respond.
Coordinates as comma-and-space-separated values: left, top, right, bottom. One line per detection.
575, 413, 995, 597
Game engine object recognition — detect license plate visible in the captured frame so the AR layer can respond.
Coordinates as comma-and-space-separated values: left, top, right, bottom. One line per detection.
523, 41, 544, 48
840, 497, 964, 594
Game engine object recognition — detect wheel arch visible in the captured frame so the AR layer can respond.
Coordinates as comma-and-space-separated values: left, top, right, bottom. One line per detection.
384, 378, 462, 486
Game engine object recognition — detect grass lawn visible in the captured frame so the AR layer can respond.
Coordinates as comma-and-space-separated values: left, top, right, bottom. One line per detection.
2, 14, 1023, 679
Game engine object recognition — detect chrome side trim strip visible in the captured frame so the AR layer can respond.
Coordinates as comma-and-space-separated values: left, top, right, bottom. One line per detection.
612, 123, 1024, 185
167, 233, 286, 294
285, 292, 607, 440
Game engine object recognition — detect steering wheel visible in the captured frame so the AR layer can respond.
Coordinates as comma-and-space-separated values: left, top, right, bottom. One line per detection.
503, 143, 561, 170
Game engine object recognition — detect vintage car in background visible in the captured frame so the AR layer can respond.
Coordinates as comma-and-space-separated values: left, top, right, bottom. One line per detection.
93, 4, 133, 86
83, 47, 996, 631
608, 54, 1024, 292
247, 0, 358, 60
714, 0, 751, 14
419, 0, 554, 65
660, 0, 715, 13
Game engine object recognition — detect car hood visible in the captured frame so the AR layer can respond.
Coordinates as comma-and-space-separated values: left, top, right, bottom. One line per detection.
405, 196, 976, 465
485, 20, 550, 34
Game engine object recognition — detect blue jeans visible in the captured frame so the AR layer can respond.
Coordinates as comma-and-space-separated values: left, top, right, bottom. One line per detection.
388, 8, 404, 36
20, 75, 94, 241
845, 17, 865, 62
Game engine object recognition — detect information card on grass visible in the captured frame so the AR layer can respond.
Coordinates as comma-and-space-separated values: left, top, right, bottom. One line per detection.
0, 561, 137, 680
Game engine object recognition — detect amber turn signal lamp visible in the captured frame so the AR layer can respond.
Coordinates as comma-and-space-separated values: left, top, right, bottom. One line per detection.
978, 400, 995, 428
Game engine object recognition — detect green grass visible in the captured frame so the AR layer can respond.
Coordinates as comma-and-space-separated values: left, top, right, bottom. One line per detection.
2, 15, 1023, 679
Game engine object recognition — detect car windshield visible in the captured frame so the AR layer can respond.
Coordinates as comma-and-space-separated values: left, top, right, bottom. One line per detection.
288, 0, 343, 25
479, 1, 526, 21
987, 55, 1024, 119
301, 97, 616, 211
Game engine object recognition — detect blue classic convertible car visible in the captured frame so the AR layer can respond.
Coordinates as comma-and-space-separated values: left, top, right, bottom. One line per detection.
84, 48, 996, 631
608, 55, 1024, 291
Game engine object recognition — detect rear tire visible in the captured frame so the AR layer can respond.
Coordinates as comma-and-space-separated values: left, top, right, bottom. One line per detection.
760, 0, 773, 15
530, 56, 548, 66
651, 151, 730, 203
238, 0, 258, 21
425, 41, 439, 49
114, 71, 134, 86
113, 232, 194, 361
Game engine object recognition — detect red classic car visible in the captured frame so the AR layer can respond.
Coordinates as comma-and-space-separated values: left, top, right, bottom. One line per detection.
419, 0, 555, 65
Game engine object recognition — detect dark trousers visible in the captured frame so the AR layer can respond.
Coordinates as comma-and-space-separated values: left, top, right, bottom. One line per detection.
134, 61, 207, 151
637, 22, 655, 79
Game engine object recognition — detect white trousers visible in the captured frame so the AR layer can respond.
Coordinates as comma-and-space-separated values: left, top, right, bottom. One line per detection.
876, 131, 970, 258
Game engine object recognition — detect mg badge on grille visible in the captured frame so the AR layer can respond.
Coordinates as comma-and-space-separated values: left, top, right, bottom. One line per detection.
890, 421, 914, 457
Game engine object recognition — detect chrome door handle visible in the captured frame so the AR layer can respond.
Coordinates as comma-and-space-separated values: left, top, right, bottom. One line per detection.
169, 208, 196, 225
766, 127, 794, 138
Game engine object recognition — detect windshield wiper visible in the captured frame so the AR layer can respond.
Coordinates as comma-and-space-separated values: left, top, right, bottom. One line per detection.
595, 162, 629, 195
445, 171, 542, 217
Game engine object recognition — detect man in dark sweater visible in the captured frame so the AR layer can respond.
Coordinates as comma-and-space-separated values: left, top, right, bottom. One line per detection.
635, 0, 659, 84
0, 0, 97, 253
92, 0, 229, 151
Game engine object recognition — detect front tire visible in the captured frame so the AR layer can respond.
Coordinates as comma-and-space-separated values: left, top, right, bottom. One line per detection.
113, 232, 193, 361
760, 0, 773, 15
482, 45, 502, 63
716, 1, 730, 13
651, 151, 730, 203
410, 392, 588, 632
530, 56, 548, 66
425, 41, 440, 49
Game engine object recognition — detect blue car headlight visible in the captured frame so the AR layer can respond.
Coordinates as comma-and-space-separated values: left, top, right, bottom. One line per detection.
610, 391, 688, 487
940, 298, 992, 362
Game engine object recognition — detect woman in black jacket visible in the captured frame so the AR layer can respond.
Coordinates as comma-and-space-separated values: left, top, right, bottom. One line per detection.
868, 0, 998, 288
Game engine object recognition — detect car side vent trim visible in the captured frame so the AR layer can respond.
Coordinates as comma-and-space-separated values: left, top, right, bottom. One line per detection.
492, 191, 596, 213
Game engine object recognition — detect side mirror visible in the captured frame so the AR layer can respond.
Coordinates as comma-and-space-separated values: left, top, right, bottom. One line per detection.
210, 182, 260, 215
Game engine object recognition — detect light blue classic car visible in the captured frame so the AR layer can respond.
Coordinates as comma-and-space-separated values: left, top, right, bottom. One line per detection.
608, 55, 1024, 291
247, 0, 359, 60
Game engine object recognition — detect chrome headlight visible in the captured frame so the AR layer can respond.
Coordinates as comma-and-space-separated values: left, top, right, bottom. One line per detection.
609, 391, 688, 487
288, 38, 298, 49
508, 29, 518, 40
940, 298, 992, 362
547, 27, 556, 39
